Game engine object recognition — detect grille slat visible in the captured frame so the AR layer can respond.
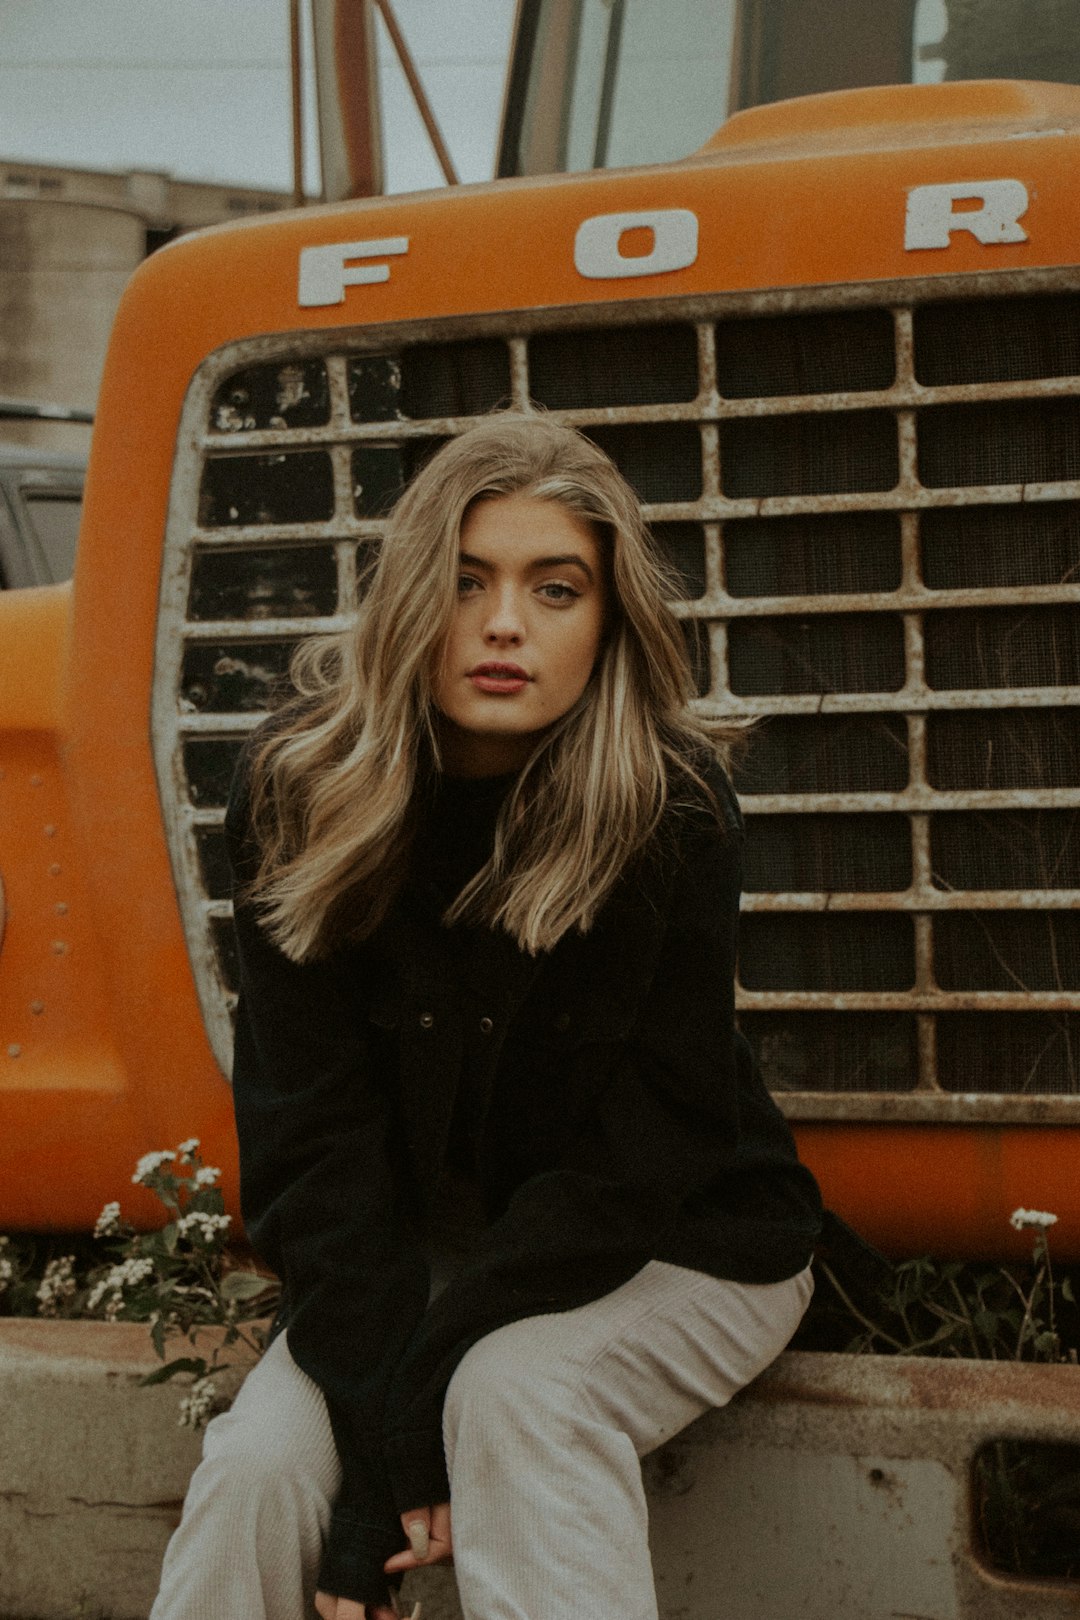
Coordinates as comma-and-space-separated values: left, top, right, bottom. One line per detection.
155, 280, 1080, 1119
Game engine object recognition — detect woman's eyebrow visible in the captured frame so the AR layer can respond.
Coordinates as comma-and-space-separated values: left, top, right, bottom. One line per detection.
458, 550, 596, 584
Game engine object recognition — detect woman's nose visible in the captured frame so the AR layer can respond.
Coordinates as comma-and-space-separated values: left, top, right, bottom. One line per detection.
483, 587, 525, 644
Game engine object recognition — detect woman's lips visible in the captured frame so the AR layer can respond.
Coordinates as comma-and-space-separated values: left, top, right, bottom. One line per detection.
468, 662, 532, 695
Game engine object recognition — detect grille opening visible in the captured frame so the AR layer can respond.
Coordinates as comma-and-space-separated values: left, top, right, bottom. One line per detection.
735, 714, 910, 795
181, 640, 296, 714
347, 354, 403, 422
715, 309, 896, 398
743, 813, 912, 893
355, 540, 381, 599
528, 323, 699, 409
682, 618, 711, 695
400, 340, 511, 418
931, 810, 1080, 891
199, 452, 334, 527
352, 441, 446, 517
918, 399, 1080, 488
937, 1013, 1080, 1095
739, 914, 915, 991
924, 606, 1080, 690
210, 360, 330, 433
188, 545, 338, 621
183, 738, 246, 807
211, 916, 240, 997
740, 1011, 917, 1093
927, 709, 1080, 791
584, 422, 702, 504
652, 522, 707, 599
722, 410, 898, 499
915, 295, 1080, 387
921, 501, 1080, 591
935, 911, 1080, 992
195, 826, 231, 902
724, 511, 902, 597
728, 613, 905, 696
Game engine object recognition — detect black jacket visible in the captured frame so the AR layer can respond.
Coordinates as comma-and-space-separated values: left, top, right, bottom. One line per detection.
225, 753, 822, 1608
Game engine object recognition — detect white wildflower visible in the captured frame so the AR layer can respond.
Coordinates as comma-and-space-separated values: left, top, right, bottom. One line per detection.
87, 1256, 155, 1317
176, 1138, 201, 1164
132, 1150, 176, 1186
36, 1256, 77, 1317
177, 1211, 231, 1245
179, 1377, 218, 1429
193, 1165, 221, 1188
0, 1256, 13, 1294
94, 1201, 122, 1239
1010, 1208, 1059, 1232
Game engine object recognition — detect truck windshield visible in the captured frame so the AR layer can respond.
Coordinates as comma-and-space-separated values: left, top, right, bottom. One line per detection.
502, 0, 1080, 176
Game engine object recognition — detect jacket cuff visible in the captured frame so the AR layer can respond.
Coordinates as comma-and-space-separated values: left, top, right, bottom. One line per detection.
384, 1426, 451, 1515
317, 1505, 401, 1607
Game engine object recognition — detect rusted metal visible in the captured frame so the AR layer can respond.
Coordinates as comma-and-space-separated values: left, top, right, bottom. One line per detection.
369, 0, 460, 186
153, 267, 1080, 1116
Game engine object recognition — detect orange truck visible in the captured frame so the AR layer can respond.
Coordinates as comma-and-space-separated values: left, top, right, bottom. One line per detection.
1, 1, 1079, 1259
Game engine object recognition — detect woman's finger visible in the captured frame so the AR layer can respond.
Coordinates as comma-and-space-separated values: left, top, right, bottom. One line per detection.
314, 1592, 336, 1620
406, 1515, 430, 1560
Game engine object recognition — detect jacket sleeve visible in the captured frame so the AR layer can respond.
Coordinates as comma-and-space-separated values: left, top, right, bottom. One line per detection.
225, 761, 425, 1608
380, 806, 816, 1514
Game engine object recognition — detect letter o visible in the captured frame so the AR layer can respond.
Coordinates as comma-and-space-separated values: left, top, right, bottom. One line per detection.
574, 208, 699, 280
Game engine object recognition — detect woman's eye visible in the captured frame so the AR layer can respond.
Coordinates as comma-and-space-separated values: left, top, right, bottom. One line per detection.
456, 573, 482, 596
537, 581, 580, 603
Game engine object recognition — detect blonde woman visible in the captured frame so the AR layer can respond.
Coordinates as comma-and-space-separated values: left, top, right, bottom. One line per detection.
151, 413, 822, 1620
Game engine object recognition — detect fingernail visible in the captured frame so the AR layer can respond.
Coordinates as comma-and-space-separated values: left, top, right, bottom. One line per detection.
407, 1521, 430, 1559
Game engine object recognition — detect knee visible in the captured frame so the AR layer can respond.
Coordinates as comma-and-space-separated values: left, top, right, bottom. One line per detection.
444, 1320, 570, 1450
200, 1404, 338, 1510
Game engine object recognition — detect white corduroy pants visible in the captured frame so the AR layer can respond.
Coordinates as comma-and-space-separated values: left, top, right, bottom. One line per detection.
150, 1259, 812, 1620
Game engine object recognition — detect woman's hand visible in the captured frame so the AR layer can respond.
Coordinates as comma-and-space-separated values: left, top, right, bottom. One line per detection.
314, 1591, 397, 1620
383, 1502, 453, 1575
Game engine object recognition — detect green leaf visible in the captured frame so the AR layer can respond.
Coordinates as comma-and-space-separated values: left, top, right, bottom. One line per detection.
150, 1316, 166, 1359
220, 1271, 275, 1303
1062, 1277, 1075, 1304
139, 1356, 207, 1386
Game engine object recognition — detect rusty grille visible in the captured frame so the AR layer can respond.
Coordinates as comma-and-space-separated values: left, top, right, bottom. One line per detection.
153, 275, 1080, 1121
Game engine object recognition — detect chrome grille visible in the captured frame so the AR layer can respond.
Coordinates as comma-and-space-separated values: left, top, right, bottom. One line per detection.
153, 274, 1080, 1120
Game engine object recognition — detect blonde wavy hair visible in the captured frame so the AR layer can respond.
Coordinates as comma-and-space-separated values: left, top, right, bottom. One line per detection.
245, 412, 737, 958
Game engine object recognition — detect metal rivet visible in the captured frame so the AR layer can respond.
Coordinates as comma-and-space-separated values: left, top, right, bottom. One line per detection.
479, 1016, 494, 1035
418, 1012, 435, 1030
51, 940, 69, 955
44, 824, 56, 837
30, 774, 42, 786
555, 1012, 571, 1032
55, 902, 68, 915
30, 1001, 45, 1015
7, 1045, 20, 1058
48, 863, 61, 877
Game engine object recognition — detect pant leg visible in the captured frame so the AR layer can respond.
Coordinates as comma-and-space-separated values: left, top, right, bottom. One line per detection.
443, 1260, 813, 1620
150, 1330, 342, 1620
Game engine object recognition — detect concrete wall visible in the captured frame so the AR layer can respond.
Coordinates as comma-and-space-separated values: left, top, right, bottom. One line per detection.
3, 1320, 1080, 1620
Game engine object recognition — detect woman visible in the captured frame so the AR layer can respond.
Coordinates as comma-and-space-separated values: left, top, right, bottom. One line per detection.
151, 413, 822, 1620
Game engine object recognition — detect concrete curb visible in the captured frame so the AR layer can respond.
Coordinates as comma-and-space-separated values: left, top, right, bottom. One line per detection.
4, 1321, 1080, 1619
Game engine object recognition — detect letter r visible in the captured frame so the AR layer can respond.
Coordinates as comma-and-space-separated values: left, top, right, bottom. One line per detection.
904, 181, 1029, 251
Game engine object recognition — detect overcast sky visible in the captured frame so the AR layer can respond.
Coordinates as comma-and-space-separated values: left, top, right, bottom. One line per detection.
0, 0, 517, 196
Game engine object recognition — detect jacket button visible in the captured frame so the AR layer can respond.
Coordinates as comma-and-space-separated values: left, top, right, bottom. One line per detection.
478, 1016, 494, 1035
419, 1012, 435, 1030
555, 1011, 571, 1032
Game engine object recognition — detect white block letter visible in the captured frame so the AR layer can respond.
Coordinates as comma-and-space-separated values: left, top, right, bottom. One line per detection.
298, 237, 410, 307
574, 209, 699, 280
904, 181, 1029, 251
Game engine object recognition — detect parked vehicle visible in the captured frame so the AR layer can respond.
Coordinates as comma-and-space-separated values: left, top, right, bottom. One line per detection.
1, 1, 1078, 1267
0, 441, 85, 588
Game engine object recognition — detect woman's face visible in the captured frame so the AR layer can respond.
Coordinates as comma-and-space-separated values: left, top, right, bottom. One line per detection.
433, 492, 606, 777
